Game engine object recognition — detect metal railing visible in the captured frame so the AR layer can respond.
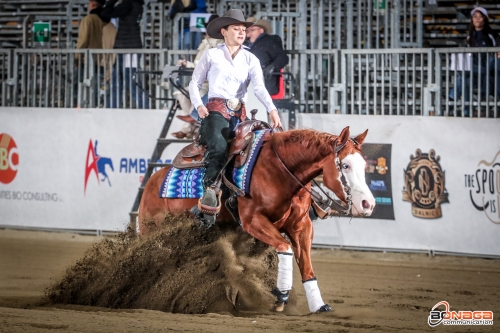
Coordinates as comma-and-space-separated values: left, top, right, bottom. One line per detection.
6, 48, 167, 109
0, 49, 13, 106
340, 48, 433, 116
287, 49, 339, 114
2, 47, 500, 118
436, 48, 500, 118
12, 48, 86, 108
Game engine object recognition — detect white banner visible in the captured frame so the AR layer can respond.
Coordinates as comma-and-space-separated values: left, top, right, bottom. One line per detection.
0, 107, 185, 232
2, 108, 500, 256
299, 114, 500, 256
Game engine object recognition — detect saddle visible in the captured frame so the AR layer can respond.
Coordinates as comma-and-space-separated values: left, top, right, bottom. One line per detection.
172, 117, 271, 171
172, 141, 207, 169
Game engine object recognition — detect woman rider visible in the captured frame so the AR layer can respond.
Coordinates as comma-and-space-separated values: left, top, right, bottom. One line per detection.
189, 9, 282, 213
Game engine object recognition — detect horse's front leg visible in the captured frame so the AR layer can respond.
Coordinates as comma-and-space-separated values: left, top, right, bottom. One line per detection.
287, 196, 332, 313
238, 207, 294, 310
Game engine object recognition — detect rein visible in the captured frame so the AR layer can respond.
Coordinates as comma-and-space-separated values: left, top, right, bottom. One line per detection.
270, 137, 352, 216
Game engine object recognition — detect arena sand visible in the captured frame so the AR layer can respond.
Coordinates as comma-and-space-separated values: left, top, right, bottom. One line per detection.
0, 216, 499, 333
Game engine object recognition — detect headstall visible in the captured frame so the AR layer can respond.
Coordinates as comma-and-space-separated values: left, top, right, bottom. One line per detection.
271, 137, 353, 216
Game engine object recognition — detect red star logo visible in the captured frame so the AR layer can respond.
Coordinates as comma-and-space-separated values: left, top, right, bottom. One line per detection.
84, 139, 100, 195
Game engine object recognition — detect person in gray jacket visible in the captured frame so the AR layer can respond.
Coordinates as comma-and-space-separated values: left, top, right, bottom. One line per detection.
102, 0, 148, 108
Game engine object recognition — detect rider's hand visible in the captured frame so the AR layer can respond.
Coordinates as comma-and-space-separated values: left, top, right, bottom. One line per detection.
197, 105, 209, 119
269, 109, 282, 128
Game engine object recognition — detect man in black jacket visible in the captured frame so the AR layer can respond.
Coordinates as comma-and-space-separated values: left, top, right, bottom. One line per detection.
246, 19, 288, 95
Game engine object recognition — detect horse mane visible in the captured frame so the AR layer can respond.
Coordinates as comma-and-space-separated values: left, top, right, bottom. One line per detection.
268, 128, 363, 166
269, 129, 338, 165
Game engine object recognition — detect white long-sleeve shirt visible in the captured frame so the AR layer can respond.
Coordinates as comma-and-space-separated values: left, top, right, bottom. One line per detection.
188, 43, 277, 113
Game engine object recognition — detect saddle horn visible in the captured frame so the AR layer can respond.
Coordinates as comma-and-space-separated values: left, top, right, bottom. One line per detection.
250, 109, 258, 120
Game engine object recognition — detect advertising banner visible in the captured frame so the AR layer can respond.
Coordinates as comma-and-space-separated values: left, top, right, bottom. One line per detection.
0, 107, 185, 232
298, 114, 500, 257
2, 107, 500, 256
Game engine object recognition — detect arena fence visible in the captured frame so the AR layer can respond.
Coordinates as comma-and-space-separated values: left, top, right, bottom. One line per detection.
339, 48, 434, 116
0, 49, 13, 106
435, 47, 500, 119
1, 47, 500, 118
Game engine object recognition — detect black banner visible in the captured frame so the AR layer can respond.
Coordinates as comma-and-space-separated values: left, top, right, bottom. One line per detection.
362, 143, 395, 220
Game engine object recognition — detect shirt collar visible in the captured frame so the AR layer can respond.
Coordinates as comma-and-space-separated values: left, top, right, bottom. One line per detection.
217, 43, 249, 50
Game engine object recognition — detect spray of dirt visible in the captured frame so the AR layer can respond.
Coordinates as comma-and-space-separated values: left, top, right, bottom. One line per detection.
45, 215, 285, 314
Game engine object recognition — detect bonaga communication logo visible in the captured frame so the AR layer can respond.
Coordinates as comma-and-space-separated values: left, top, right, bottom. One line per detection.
428, 301, 493, 327
0, 133, 19, 184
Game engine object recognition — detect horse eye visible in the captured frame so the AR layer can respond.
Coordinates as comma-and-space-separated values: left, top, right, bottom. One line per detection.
342, 163, 349, 170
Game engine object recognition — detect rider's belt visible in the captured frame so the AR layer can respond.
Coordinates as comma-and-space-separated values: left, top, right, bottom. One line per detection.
206, 98, 247, 122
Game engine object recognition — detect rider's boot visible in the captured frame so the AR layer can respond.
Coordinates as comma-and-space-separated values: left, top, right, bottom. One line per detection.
199, 187, 219, 212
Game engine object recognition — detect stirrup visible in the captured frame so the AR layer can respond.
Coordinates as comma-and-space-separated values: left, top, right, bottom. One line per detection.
198, 187, 222, 215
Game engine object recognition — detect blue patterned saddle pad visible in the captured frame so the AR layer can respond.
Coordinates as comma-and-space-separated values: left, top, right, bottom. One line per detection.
232, 129, 269, 195
159, 129, 269, 198
159, 167, 205, 198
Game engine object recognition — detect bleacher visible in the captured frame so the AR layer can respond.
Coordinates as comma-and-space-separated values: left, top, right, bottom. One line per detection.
0, 0, 88, 48
423, 0, 500, 47
0, 0, 498, 117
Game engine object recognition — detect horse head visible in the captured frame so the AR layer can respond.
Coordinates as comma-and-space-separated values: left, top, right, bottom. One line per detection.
322, 126, 375, 217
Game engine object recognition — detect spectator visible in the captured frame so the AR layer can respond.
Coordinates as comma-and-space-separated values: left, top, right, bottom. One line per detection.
188, 9, 282, 212
74, 0, 110, 107
449, 7, 500, 113
169, 0, 207, 50
171, 14, 222, 139
101, 0, 148, 109
245, 18, 288, 95
101, 19, 117, 84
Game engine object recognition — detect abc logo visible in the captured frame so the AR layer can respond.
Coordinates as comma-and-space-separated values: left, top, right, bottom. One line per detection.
0, 133, 19, 184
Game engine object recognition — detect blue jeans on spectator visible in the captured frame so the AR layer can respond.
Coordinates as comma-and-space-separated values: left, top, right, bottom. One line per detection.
180, 28, 201, 50
449, 65, 490, 101
449, 64, 490, 116
107, 54, 149, 109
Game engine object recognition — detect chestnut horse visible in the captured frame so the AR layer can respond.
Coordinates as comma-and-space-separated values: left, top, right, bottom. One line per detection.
139, 126, 375, 313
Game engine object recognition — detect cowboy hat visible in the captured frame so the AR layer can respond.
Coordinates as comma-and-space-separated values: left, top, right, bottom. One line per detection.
206, 9, 254, 39
252, 19, 272, 34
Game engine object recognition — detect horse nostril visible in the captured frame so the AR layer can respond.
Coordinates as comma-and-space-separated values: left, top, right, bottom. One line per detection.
362, 200, 370, 209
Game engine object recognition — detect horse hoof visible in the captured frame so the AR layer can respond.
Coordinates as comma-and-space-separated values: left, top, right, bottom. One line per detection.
275, 302, 286, 312
317, 304, 332, 312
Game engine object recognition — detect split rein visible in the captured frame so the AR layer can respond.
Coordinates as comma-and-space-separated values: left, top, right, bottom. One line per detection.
270, 131, 353, 217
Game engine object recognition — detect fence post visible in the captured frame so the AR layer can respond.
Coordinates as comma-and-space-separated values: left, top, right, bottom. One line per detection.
433, 50, 442, 116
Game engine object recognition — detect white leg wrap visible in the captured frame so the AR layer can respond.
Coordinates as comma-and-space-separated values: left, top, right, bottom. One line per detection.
277, 247, 294, 292
303, 279, 325, 313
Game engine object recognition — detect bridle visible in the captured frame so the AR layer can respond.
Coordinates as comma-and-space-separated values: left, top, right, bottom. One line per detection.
271, 137, 354, 216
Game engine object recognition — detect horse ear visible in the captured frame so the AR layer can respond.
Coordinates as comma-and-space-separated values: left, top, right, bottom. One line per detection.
353, 129, 368, 146
338, 126, 350, 146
